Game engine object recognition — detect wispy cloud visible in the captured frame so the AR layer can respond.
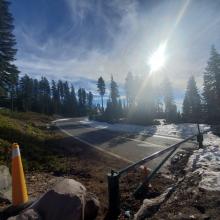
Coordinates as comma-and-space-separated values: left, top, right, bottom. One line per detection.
12, 0, 220, 95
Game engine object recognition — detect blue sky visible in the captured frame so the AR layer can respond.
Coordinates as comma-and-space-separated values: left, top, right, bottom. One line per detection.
10, 0, 220, 108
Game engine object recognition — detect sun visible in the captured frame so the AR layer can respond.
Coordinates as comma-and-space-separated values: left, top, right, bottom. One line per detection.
148, 42, 167, 72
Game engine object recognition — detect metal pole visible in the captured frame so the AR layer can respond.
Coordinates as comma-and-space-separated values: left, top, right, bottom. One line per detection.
107, 170, 120, 218
197, 123, 201, 133
197, 124, 203, 148
134, 144, 179, 199
118, 134, 197, 177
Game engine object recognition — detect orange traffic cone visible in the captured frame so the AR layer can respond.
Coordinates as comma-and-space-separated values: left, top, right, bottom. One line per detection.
11, 143, 28, 206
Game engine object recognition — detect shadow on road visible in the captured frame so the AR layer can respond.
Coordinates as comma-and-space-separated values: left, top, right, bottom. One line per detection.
58, 123, 157, 148
56, 123, 91, 130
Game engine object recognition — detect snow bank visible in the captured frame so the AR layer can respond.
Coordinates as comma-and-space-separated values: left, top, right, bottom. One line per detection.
187, 133, 220, 191
80, 118, 210, 138
52, 118, 73, 122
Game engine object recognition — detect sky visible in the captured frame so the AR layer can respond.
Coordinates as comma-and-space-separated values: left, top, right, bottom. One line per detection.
10, 0, 220, 107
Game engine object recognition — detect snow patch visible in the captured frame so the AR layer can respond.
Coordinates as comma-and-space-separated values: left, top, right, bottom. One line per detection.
80, 119, 210, 138
52, 118, 72, 122
187, 143, 220, 191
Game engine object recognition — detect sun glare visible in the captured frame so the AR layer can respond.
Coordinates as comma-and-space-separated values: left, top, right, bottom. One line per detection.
148, 42, 167, 72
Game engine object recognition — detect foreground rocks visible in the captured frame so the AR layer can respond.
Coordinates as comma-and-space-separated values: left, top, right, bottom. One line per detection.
134, 187, 173, 220
8, 179, 100, 220
0, 165, 12, 203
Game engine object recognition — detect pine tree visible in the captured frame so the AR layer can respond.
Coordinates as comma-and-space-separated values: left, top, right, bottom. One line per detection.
78, 88, 86, 115
117, 98, 123, 117
155, 98, 164, 118
18, 75, 33, 111
62, 81, 71, 115
163, 77, 177, 122
104, 99, 113, 121
125, 72, 135, 107
182, 94, 190, 119
87, 91, 93, 109
97, 76, 105, 111
31, 79, 39, 112
110, 76, 119, 106
57, 80, 64, 102
106, 75, 120, 121
38, 77, 51, 114
0, 0, 19, 97
70, 84, 77, 116
51, 80, 60, 114
182, 76, 201, 122
203, 45, 220, 122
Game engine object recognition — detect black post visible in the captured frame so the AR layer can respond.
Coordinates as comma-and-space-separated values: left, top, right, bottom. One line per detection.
197, 124, 203, 148
107, 170, 120, 218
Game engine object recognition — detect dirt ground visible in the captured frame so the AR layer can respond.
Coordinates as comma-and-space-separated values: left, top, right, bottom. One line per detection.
1, 131, 175, 219
23, 134, 176, 220
25, 135, 128, 220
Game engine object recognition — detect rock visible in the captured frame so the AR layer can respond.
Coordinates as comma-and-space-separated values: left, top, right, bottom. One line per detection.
1, 201, 34, 220
0, 165, 12, 203
7, 209, 41, 220
8, 179, 99, 220
84, 193, 100, 220
134, 187, 173, 220
34, 179, 87, 220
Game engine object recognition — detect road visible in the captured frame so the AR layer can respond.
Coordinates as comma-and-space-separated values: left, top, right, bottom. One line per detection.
55, 117, 197, 168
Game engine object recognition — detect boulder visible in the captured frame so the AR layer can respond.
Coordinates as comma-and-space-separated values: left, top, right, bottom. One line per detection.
84, 193, 100, 220
8, 178, 99, 220
0, 165, 12, 203
7, 209, 41, 220
134, 187, 172, 220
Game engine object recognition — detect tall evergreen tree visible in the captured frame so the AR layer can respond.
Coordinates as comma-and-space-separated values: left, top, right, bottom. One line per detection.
87, 91, 93, 109
78, 88, 86, 115
105, 75, 120, 120
31, 79, 39, 112
110, 75, 119, 106
203, 45, 220, 122
0, 0, 19, 97
117, 98, 123, 117
70, 84, 77, 116
97, 76, 105, 111
18, 74, 33, 111
182, 76, 201, 122
62, 81, 71, 115
182, 94, 190, 119
51, 80, 60, 114
57, 80, 64, 101
125, 72, 135, 107
162, 77, 177, 122
38, 77, 51, 114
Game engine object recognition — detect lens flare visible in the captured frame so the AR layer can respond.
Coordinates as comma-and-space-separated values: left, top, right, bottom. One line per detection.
148, 42, 167, 72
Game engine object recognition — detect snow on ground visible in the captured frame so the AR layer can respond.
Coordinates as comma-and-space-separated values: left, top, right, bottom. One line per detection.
80, 118, 210, 139
187, 132, 220, 191
52, 118, 73, 122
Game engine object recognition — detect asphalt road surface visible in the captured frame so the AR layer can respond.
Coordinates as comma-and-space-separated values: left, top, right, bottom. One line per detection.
55, 117, 197, 169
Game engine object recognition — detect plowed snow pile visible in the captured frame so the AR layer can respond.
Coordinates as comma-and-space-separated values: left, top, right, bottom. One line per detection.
188, 133, 220, 192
